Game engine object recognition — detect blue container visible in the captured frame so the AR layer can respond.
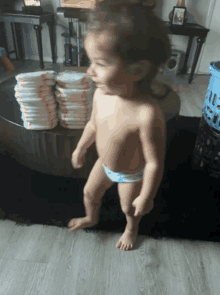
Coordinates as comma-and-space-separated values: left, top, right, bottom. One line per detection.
202, 61, 220, 131
192, 61, 220, 178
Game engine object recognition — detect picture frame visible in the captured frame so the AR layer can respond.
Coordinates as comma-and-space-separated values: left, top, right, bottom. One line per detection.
60, 0, 97, 9
23, 0, 41, 6
171, 6, 186, 26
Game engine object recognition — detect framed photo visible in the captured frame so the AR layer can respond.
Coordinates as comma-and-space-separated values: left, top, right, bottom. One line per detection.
171, 6, 186, 26
23, 0, 41, 6
60, 0, 96, 9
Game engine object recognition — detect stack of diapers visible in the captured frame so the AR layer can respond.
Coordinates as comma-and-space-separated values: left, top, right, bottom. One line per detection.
55, 71, 95, 129
14, 71, 58, 130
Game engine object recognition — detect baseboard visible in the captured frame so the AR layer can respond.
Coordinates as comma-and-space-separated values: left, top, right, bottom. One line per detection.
157, 66, 210, 76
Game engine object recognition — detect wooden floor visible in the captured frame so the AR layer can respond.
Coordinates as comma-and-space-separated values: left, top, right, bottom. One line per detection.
0, 61, 218, 295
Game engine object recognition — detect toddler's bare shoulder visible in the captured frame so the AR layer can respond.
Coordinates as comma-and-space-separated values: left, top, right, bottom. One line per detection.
137, 100, 163, 124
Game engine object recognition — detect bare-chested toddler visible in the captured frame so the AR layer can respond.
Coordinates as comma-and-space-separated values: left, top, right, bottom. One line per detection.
68, 0, 180, 251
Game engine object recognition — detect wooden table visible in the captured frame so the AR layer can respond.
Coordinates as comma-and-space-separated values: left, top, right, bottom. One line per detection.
0, 67, 98, 179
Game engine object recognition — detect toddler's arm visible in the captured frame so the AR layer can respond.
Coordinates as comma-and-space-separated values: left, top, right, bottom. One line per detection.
76, 90, 97, 154
76, 122, 96, 154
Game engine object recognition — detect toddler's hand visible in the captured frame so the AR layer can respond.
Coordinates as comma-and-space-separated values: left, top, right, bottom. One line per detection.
132, 196, 154, 217
71, 149, 86, 169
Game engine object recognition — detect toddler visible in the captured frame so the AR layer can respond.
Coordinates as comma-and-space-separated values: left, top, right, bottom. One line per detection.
68, 0, 181, 251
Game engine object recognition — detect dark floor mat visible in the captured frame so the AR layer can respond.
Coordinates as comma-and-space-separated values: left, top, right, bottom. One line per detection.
0, 116, 220, 243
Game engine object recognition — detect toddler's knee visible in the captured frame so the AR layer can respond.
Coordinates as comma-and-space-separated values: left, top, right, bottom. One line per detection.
83, 189, 92, 201
83, 188, 104, 204
121, 206, 134, 216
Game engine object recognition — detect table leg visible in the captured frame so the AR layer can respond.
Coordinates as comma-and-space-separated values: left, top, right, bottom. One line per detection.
14, 23, 25, 61
10, 23, 19, 60
47, 17, 57, 64
188, 36, 206, 84
180, 35, 193, 77
34, 24, 44, 70
1, 21, 10, 58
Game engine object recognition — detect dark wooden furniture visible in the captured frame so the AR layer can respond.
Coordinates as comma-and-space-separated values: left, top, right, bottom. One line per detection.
0, 11, 57, 69
57, 7, 211, 84
163, 21, 210, 84
0, 7, 210, 84
57, 7, 90, 67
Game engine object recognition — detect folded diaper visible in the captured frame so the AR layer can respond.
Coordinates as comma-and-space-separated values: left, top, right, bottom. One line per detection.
55, 71, 92, 89
16, 80, 55, 87
21, 111, 57, 121
16, 70, 56, 82
14, 85, 52, 95
22, 120, 58, 130
20, 103, 57, 113
58, 113, 87, 121
58, 111, 88, 118
55, 89, 88, 102
57, 101, 89, 108
19, 100, 56, 107
55, 88, 88, 100
17, 95, 55, 105
22, 116, 58, 124
15, 89, 52, 99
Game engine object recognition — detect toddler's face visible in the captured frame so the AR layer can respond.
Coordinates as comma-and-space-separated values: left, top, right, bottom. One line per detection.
84, 31, 135, 97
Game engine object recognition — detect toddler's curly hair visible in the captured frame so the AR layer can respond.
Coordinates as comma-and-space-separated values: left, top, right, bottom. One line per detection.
84, 0, 172, 96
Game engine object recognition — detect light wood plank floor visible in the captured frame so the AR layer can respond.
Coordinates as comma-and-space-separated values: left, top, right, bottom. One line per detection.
0, 61, 218, 295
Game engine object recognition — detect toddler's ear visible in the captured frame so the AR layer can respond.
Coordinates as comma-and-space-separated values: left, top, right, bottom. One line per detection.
128, 60, 151, 80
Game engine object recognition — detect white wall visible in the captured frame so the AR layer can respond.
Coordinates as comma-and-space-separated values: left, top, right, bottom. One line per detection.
197, 0, 220, 74
3, 0, 216, 74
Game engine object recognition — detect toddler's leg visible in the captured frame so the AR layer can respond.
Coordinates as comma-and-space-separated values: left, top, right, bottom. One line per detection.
116, 211, 142, 251
68, 193, 102, 233
68, 158, 114, 232
83, 194, 102, 223
116, 180, 143, 251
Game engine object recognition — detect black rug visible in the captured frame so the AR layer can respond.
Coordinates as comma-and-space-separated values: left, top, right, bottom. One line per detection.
1, 115, 220, 243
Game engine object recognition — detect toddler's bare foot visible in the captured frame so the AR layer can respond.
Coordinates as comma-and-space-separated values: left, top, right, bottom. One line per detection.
68, 217, 98, 232
116, 226, 139, 251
